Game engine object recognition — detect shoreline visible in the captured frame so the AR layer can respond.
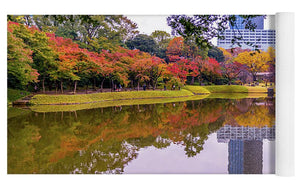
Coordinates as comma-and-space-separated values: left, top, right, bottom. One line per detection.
28, 85, 270, 105
9, 85, 272, 111
29, 93, 269, 113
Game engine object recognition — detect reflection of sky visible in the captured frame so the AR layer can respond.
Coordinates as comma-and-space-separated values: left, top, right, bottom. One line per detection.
263, 140, 275, 174
124, 133, 228, 174
124, 133, 275, 174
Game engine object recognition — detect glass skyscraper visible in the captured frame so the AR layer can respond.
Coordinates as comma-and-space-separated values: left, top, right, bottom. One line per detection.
230, 15, 264, 30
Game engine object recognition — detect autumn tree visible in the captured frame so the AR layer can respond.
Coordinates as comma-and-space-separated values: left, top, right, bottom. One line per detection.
219, 47, 246, 84
221, 62, 246, 85
200, 58, 222, 84
267, 47, 275, 83
218, 47, 232, 63
102, 47, 132, 91
8, 22, 57, 93
47, 34, 84, 93
166, 37, 184, 59
234, 51, 271, 82
7, 22, 39, 89
166, 58, 190, 83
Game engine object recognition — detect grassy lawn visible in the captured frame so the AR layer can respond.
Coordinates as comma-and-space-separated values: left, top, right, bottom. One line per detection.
203, 85, 248, 93
185, 85, 268, 93
29, 85, 270, 106
183, 85, 211, 94
7, 88, 31, 104
30, 94, 209, 112
30, 89, 194, 105
207, 93, 267, 99
245, 86, 268, 93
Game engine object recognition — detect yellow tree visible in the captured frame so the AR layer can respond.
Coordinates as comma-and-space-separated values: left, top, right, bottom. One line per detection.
218, 47, 232, 63
234, 51, 271, 82
267, 47, 276, 83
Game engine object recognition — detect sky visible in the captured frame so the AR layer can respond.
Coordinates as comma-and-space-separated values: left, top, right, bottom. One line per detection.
126, 15, 171, 35
126, 15, 275, 46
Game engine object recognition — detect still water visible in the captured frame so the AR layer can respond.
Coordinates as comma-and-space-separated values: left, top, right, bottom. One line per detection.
7, 97, 275, 174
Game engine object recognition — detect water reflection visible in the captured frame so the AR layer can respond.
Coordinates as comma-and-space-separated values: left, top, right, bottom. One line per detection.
7, 97, 275, 174
217, 125, 275, 174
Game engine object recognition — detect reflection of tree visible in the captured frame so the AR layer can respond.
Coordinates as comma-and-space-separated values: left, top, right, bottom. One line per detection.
152, 136, 171, 149
183, 125, 208, 157
43, 140, 138, 174
223, 98, 275, 128
8, 97, 275, 173
7, 123, 41, 173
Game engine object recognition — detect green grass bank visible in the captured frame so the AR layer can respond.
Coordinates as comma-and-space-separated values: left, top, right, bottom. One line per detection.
184, 85, 268, 94
28, 85, 269, 106
29, 93, 269, 113
7, 89, 30, 104
30, 89, 194, 105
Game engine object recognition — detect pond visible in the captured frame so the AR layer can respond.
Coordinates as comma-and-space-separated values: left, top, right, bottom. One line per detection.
7, 97, 275, 174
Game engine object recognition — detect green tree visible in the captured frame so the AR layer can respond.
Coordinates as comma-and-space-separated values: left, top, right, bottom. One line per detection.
8, 22, 56, 92
126, 34, 158, 55
150, 30, 171, 49
208, 46, 225, 62
7, 24, 38, 89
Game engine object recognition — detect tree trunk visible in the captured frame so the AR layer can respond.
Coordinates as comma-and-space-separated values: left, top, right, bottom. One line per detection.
48, 80, 52, 91
252, 73, 257, 82
137, 81, 140, 91
74, 80, 77, 94
42, 77, 45, 93
60, 80, 63, 94
191, 76, 195, 85
228, 78, 232, 85
111, 79, 114, 92
55, 81, 58, 94
100, 79, 105, 92
198, 76, 202, 85
93, 78, 96, 91
153, 80, 158, 90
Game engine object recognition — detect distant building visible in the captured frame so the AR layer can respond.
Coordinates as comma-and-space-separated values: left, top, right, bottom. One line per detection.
256, 72, 273, 81
218, 16, 275, 52
230, 15, 264, 30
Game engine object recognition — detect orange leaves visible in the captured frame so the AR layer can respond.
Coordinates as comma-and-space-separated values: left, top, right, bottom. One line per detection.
166, 37, 184, 57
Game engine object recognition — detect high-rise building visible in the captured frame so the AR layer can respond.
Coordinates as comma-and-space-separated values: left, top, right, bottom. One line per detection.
217, 15, 275, 51
230, 15, 264, 30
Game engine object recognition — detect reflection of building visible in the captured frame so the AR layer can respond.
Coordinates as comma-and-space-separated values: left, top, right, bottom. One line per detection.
217, 15, 275, 51
228, 140, 244, 174
217, 125, 275, 143
217, 125, 275, 174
